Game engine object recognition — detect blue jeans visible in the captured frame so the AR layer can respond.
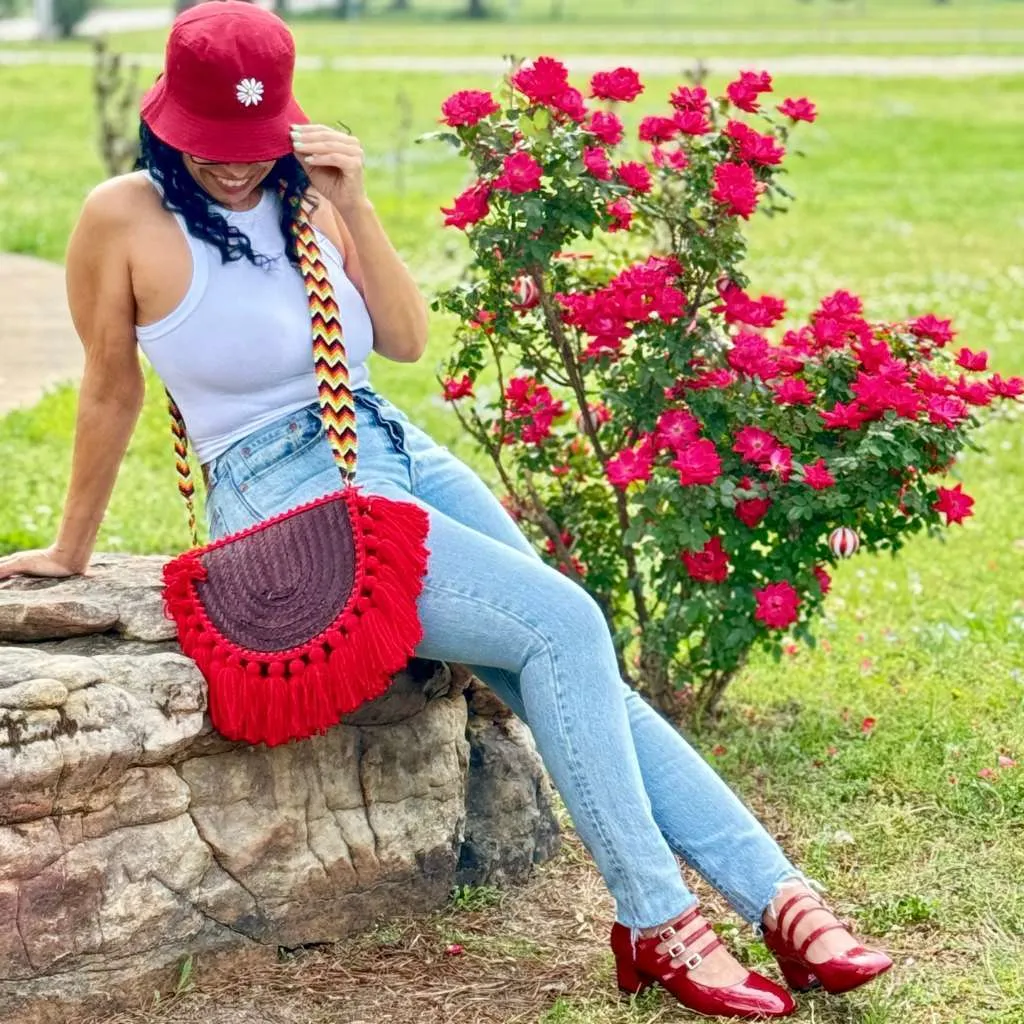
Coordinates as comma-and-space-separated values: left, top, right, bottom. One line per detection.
204, 387, 810, 933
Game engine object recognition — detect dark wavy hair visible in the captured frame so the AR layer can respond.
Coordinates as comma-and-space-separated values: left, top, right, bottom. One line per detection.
134, 121, 311, 267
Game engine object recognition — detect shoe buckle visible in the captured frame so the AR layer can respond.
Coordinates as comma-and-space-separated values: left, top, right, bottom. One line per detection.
666, 941, 687, 959
658, 927, 676, 942
684, 951, 703, 971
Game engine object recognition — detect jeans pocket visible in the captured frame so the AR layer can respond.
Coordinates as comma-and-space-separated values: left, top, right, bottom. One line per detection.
229, 440, 339, 522
234, 407, 325, 482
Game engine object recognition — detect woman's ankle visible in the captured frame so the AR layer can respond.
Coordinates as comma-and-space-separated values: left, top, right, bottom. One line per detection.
637, 903, 701, 938
762, 880, 817, 931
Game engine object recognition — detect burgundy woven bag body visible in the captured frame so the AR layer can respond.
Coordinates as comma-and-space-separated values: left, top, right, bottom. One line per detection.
161, 211, 430, 747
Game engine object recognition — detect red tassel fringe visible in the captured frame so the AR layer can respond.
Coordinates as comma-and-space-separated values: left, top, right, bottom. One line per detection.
162, 488, 430, 747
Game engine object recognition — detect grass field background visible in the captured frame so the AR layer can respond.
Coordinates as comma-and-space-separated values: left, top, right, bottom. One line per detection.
2, 4, 1023, 1022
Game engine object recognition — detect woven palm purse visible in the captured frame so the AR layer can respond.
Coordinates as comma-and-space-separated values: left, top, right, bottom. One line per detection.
161, 211, 430, 748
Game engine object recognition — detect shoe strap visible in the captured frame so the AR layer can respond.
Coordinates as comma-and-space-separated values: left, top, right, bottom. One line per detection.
665, 934, 723, 973
782, 905, 824, 946
799, 921, 847, 959
775, 891, 822, 943
655, 905, 702, 943
657, 920, 718, 972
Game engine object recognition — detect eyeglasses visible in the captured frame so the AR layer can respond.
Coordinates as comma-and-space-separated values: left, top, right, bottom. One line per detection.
187, 121, 352, 167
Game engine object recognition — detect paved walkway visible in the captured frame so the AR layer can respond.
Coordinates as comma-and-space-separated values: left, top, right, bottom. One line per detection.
0, 254, 83, 416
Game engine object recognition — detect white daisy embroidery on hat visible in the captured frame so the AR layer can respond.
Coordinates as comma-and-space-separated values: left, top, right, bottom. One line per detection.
236, 78, 264, 107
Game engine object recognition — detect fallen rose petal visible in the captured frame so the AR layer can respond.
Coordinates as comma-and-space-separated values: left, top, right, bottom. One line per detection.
445, 943, 465, 956
860, 716, 877, 733
978, 767, 996, 780
712, 744, 727, 756
998, 755, 1017, 768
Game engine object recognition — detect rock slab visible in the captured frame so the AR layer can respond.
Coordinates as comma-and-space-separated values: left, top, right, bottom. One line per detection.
0, 556, 560, 1021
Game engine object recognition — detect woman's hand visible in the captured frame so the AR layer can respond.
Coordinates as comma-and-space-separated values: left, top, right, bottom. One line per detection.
0, 546, 85, 582
291, 124, 367, 214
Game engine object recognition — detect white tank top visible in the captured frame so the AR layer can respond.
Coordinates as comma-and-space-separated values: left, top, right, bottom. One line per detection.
136, 177, 374, 463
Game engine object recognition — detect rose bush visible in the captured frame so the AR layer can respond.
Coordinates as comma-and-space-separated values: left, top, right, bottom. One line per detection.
430, 58, 1022, 718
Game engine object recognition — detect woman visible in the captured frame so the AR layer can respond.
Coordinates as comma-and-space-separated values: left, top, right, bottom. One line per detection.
0, 3, 892, 1018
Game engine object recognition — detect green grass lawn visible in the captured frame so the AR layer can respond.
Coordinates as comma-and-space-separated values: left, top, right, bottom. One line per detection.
2, 14, 1024, 1023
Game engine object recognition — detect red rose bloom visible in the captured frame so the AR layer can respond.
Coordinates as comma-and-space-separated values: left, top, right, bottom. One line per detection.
639, 116, 679, 143
716, 282, 786, 328
587, 110, 625, 145
926, 394, 969, 428
817, 289, 863, 320
712, 162, 759, 219
955, 375, 992, 406
773, 378, 816, 405
766, 446, 793, 481
617, 161, 653, 193
723, 120, 785, 166
682, 536, 730, 583
652, 145, 689, 171
820, 401, 867, 430
670, 85, 710, 113
813, 565, 831, 594
655, 408, 701, 450
583, 146, 613, 180
552, 86, 588, 122
933, 484, 974, 525
914, 368, 954, 395
728, 330, 778, 379
754, 580, 800, 629
956, 347, 989, 372
852, 337, 892, 372
671, 439, 723, 486
778, 97, 817, 123
441, 182, 491, 229
441, 89, 500, 127
735, 495, 771, 528
674, 110, 713, 136
989, 374, 1024, 398
511, 56, 569, 104
606, 439, 654, 489
733, 426, 782, 465
442, 374, 475, 401
495, 152, 543, 194
802, 458, 836, 490
590, 66, 644, 102
908, 313, 955, 347
680, 367, 736, 392
726, 69, 773, 113
606, 197, 633, 232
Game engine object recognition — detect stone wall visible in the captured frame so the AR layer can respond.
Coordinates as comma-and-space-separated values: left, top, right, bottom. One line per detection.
0, 556, 560, 1022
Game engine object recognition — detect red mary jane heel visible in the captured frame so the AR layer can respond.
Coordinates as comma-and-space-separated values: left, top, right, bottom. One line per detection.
763, 890, 893, 995
610, 906, 795, 1020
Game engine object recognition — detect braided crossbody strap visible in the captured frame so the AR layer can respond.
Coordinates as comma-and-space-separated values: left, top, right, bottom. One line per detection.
167, 206, 358, 548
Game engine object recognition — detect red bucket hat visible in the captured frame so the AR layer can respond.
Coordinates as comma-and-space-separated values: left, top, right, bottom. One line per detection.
140, 0, 309, 164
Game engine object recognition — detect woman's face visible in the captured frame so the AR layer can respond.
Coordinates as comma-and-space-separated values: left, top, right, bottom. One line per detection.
182, 155, 276, 210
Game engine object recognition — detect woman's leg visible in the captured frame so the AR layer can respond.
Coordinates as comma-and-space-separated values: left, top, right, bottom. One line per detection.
389, 480, 696, 929
394, 410, 813, 927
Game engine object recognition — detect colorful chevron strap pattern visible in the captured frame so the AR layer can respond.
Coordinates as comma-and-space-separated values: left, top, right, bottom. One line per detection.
167, 207, 357, 548
293, 217, 358, 480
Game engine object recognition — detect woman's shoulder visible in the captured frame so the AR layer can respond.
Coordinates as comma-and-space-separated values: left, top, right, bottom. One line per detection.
77, 171, 166, 232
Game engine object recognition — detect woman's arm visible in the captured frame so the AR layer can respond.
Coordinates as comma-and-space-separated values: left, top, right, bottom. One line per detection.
0, 182, 144, 579
329, 200, 429, 364
294, 125, 429, 363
